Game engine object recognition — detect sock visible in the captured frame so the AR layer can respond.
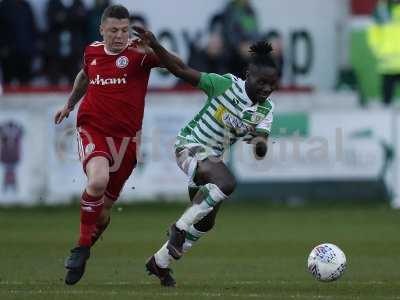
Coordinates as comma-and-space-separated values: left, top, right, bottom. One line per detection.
91, 217, 111, 245
176, 183, 227, 231
154, 241, 174, 268
152, 185, 203, 268
154, 225, 206, 269
78, 191, 104, 247
176, 201, 212, 232
183, 225, 206, 253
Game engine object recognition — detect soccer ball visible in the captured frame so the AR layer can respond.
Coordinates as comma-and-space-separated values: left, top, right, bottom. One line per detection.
307, 243, 347, 282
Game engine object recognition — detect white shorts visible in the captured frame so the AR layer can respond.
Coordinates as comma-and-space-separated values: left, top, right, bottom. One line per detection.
174, 137, 220, 187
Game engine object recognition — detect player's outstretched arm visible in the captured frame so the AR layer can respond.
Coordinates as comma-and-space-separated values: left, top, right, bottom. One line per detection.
54, 69, 88, 124
132, 26, 201, 86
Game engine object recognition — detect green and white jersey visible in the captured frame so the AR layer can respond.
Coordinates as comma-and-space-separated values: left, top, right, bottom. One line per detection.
175, 72, 274, 157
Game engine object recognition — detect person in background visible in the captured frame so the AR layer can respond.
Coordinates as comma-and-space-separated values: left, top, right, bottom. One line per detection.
44, 0, 87, 85
186, 13, 230, 75
129, 13, 149, 31
0, 0, 38, 86
373, 0, 400, 23
369, 0, 400, 105
222, 0, 259, 77
87, 0, 110, 43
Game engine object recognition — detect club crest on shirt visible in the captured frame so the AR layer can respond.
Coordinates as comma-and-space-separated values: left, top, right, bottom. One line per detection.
116, 56, 129, 68
251, 112, 264, 123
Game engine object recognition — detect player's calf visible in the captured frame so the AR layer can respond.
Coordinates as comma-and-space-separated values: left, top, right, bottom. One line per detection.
170, 184, 227, 259
167, 224, 186, 259
182, 202, 221, 253
91, 198, 113, 246
91, 217, 111, 245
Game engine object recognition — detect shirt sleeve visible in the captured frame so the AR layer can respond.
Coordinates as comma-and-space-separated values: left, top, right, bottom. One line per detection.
255, 109, 274, 135
141, 51, 161, 69
197, 73, 232, 98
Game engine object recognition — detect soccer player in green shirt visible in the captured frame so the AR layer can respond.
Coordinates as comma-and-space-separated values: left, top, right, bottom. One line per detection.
133, 26, 279, 287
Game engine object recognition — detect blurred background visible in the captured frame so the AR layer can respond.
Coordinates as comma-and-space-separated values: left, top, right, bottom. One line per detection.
0, 0, 400, 208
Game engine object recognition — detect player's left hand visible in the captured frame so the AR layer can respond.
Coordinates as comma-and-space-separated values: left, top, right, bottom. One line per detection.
132, 25, 158, 48
243, 133, 255, 144
243, 132, 267, 144
54, 104, 73, 125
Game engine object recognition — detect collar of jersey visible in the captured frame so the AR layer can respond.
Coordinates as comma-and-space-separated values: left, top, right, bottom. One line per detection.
104, 44, 128, 56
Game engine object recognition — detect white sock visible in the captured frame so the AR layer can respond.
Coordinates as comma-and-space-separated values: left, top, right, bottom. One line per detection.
183, 225, 206, 253
153, 225, 206, 269
154, 241, 173, 268
176, 183, 228, 231
176, 201, 213, 231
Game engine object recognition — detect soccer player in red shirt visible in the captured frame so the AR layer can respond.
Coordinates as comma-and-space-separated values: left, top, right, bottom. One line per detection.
54, 5, 159, 285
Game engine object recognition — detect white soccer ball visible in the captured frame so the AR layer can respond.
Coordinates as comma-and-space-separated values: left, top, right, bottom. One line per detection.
307, 243, 347, 282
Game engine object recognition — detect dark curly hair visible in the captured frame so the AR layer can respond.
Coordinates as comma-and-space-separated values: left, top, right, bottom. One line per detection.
249, 41, 277, 69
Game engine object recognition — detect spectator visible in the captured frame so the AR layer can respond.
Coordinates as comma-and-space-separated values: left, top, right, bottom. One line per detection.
373, 0, 398, 24
222, 0, 259, 77
0, 0, 38, 86
44, 0, 87, 85
186, 13, 230, 75
129, 13, 149, 30
87, 0, 110, 43
368, 0, 400, 105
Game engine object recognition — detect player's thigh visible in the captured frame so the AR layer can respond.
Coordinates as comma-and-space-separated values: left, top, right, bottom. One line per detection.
197, 159, 236, 195
77, 126, 113, 174
105, 145, 137, 201
175, 146, 213, 187
176, 147, 203, 183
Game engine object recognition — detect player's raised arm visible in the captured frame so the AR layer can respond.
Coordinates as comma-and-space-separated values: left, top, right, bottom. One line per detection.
54, 69, 88, 124
132, 26, 201, 86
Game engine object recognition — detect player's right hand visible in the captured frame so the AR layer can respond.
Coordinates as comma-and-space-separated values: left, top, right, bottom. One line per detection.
54, 104, 73, 124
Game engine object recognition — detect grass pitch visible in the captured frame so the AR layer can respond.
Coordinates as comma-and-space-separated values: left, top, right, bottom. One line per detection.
0, 201, 399, 300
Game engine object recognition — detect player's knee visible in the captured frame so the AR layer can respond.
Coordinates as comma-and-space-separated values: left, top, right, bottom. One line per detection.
87, 173, 109, 195
217, 177, 236, 196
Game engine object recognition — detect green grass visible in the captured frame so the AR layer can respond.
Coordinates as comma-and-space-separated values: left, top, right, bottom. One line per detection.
0, 201, 399, 300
